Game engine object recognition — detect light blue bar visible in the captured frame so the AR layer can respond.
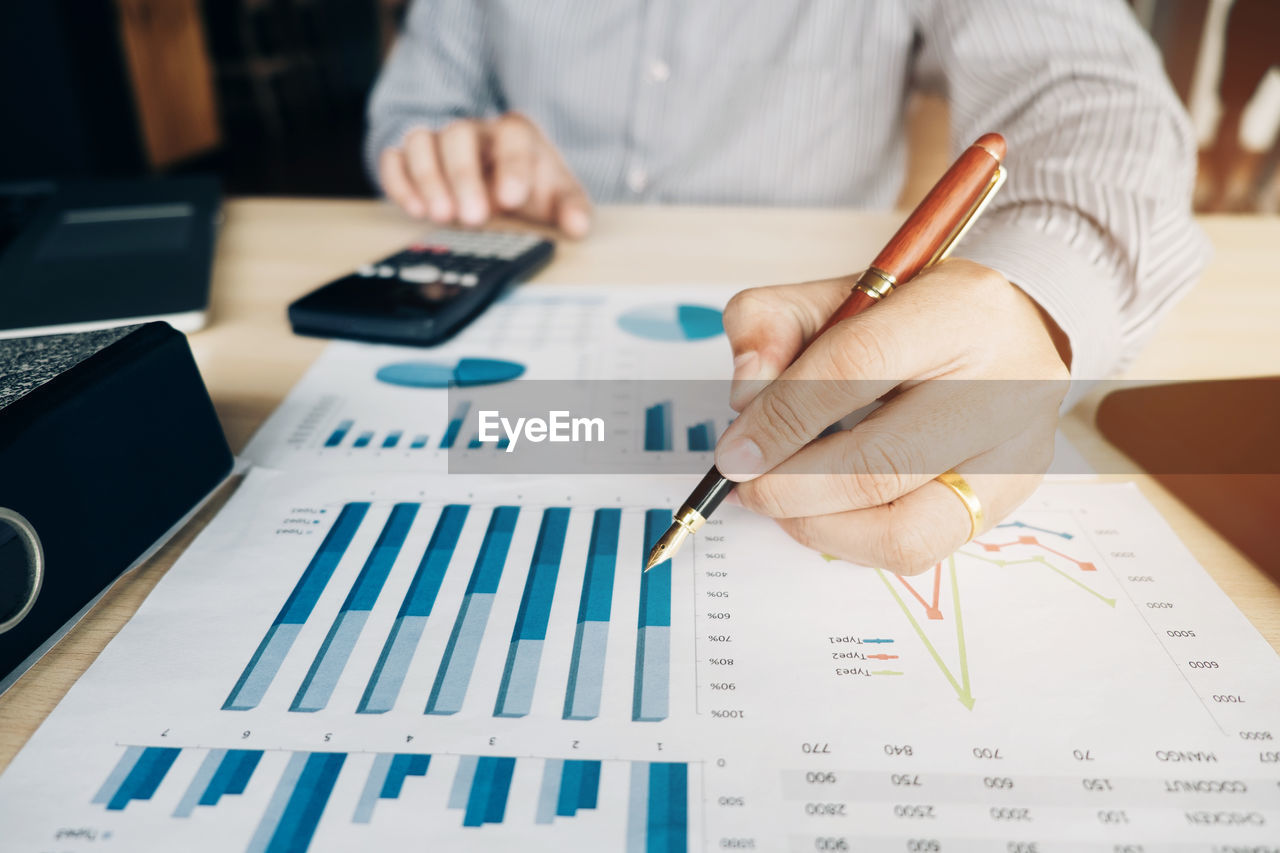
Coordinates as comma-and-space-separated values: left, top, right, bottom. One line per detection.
493, 638, 544, 718
382, 431, 402, 448
535, 759, 563, 825
563, 621, 609, 720
633, 626, 671, 722
246, 753, 308, 853
290, 611, 369, 712
223, 625, 301, 711
626, 762, 649, 853
424, 593, 494, 715
324, 420, 354, 448
353, 431, 374, 448
410, 434, 429, 448
352, 754, 392, 824
93, 746, 144, 805
448, 756, 478, 810
440, 401, 471, 449
357, 614, 427, 714
173, 749, 225, 817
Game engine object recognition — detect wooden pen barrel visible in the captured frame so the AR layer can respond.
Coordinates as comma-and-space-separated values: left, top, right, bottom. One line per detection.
868, 133, 1005, 284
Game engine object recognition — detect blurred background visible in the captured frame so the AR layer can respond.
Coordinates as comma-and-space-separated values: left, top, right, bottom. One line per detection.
1, 0, 1276, 212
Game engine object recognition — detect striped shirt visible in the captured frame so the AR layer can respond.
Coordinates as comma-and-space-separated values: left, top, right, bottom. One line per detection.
367, 0, 1210, 386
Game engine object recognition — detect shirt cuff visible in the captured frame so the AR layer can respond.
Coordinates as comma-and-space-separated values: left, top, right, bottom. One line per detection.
957, 220, 1125, 411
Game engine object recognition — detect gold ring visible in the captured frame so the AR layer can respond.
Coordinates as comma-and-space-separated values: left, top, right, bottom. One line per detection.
936, 469, 984, 542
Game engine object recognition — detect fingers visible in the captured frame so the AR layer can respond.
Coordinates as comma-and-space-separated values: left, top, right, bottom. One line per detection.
489, 116, 537, 210
437, 120, 489, 225
553, 174, 593, 239
402, 129, 452, 222
735, 382, 1059, 519
378, 148, 427, 219
721, 280, 852, 411
773, 427, 1051, 575
378, 115, 592, 236
714, 262, 1016, 482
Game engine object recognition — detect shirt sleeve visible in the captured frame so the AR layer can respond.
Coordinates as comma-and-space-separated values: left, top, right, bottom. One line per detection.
364, 0, 498, 184
912, 0, 1211, 404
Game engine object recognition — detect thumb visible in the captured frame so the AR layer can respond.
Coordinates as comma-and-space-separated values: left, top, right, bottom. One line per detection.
722, 278, 852, 410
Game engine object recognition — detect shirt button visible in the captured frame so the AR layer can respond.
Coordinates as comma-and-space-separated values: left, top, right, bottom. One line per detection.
648, 59, 671, 82
627, 165, 648, 193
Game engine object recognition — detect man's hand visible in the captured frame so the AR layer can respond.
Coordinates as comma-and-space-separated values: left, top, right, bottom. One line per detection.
377, 113, 592, 238
717, 260, 1071, 575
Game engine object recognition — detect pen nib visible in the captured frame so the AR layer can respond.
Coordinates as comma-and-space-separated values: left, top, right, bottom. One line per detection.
645, 522, 690, 571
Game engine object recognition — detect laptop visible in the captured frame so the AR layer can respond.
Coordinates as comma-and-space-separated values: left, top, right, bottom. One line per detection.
0, 176, 221, 339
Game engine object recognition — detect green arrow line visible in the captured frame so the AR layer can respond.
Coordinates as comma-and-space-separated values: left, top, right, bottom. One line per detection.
871, 670, 904, 676
876, 568, 974, 710
947, 556, 974, 708
959, 551, 1115, 606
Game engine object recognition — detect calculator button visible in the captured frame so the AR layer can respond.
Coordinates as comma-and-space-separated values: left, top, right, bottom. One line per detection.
460, 273, 478, 287
357, 265, 376, 277
442, 271, 460, 284
377, 265, 396, 277
398, 264, 441, 284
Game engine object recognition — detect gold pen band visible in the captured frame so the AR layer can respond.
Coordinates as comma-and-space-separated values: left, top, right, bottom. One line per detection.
671, 504, 707, 536
853, 267, 897, 301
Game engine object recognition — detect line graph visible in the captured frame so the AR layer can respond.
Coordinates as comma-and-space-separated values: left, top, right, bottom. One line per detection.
858, 524, 1118, 710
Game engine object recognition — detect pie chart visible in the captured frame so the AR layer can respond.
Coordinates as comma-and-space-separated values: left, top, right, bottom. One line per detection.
375, 357, 526, 388
617, 304, 724, 341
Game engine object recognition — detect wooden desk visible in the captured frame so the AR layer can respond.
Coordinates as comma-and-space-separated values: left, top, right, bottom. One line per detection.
1, 201, 1277, 772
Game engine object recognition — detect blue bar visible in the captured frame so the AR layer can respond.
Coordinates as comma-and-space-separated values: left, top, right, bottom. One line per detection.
410, 434, 429, 448
644, 402, 673, 451
426, 507, 520, 714
224, 504, 369, 711
686, 421, 714, 452
292, 504, 419, 712
462, 757, 516, 827
495, 508, 570, 717
93, 746, 144, 805
382, 431, 402, 448
578, 760, 601, 810
353, 753, 431, 824
360, 505, 469, 714
353, 431, 374, 448
483, 757, 516, 824
647, 763, 689, 853
262, 753, 346, 853
324, 419, 354, 447
440, 401, 471, 449
556, 760, 583, 817
106, 747, 180, 811
564, 509, 620, 720
634, 510, 673, 722
382, 754, 430, 798
199, 749, 263, 806
246, 753, 306, 853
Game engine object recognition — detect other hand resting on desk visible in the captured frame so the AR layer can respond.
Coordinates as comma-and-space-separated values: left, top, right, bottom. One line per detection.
377, 113, 592, 238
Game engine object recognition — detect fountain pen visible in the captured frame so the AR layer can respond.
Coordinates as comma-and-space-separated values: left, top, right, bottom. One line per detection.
645, 133, 1008, 571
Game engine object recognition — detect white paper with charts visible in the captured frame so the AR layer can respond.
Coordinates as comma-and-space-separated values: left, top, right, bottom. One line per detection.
242, 283, 743, 473
1, 468, 1278, 851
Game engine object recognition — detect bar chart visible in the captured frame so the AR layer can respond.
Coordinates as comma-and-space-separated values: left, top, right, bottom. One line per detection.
223, 499, 682, 721
643, 402, 724, 453
92, 745, 691, 852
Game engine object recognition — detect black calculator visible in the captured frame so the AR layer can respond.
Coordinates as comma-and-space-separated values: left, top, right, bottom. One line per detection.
288, 228, 554, 346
